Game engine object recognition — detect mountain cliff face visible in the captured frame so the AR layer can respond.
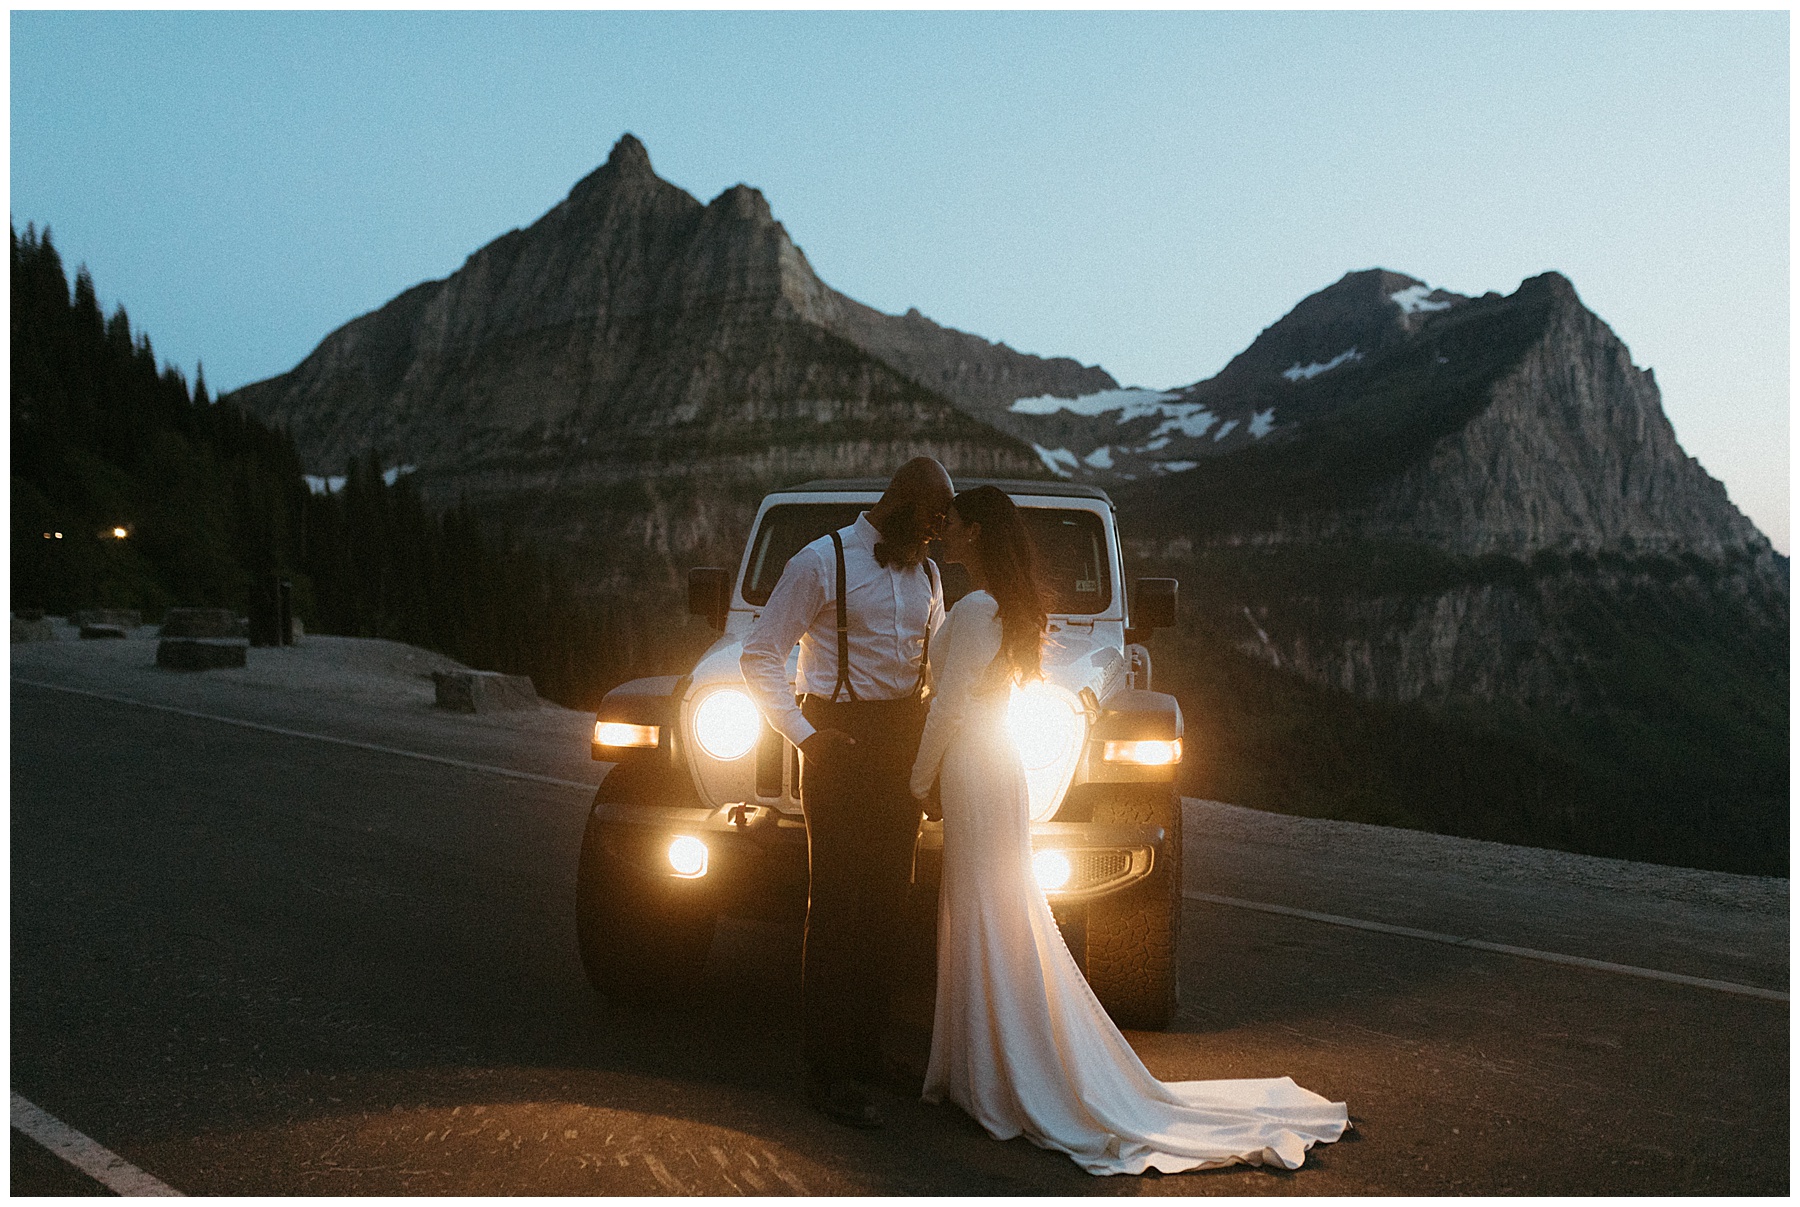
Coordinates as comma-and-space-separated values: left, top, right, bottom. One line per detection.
1107, 268, 1781, 711
1361, 274, 1763, 559
1093, 271, 1784, 873
1107, 271, 1771, 559
229, 135, 1116, 581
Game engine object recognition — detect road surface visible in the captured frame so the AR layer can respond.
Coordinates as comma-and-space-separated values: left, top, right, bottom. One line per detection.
11, 631, 1788, 1194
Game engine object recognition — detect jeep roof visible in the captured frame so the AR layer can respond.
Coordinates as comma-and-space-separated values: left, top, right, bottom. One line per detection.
784, 478, 1114, 503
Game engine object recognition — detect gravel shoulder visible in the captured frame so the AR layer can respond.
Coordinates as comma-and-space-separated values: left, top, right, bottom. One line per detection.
1184, 798, 1787, 991
11, 622, 599, 787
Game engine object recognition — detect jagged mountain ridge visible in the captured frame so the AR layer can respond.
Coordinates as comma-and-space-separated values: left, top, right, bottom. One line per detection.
973, 269, 1471, 479
1005, 268, 1770, 566
228, 135, 1110, 501
1116, 271, 1772, 562
230, 134, 1771, 573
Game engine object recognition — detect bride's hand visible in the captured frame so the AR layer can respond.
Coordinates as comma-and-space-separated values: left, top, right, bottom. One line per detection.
916, 777, 943, 820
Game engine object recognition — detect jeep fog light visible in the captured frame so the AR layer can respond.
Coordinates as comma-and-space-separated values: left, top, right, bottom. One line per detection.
595, 721, 659, 748
1033, 849, 1073, 892
1103, 738, 1182, 766
693, 689, 761, 761
1007, 682, 1083, 771
667, 836, 709, 878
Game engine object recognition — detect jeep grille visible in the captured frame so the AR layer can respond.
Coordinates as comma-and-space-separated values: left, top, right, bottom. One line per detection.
1066, 848, 1136, 893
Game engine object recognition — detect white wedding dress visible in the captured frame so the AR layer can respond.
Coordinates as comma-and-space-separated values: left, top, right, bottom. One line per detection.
910, 591, 1348, 1176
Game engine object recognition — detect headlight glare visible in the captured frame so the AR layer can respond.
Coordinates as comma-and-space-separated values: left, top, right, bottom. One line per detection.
667, 836, 709, 878
1007, 682, 1083, 772
594, 721, 659, 748
1103, 738, 1182, 766
1033, 849, 1073, 892
693, 688, 761, 761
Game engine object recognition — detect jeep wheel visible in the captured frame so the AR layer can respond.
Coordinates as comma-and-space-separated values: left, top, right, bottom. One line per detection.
1084, 784, 1182, 1030
576, 811, 717, 1005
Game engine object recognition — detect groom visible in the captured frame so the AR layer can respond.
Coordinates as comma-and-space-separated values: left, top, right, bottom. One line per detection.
740, 457, 954, 1129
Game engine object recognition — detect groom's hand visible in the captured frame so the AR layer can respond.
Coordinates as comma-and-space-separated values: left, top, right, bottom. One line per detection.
800, 728, 856, 768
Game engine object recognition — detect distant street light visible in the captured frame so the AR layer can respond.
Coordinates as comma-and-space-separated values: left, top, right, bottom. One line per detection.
111, 527, 128, 539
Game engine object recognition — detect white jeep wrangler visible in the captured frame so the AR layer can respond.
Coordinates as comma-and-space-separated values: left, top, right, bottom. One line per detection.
577, 479, 1185, 1029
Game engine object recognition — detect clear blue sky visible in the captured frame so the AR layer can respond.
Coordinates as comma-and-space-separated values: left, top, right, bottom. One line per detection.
11, 10, 1789, 551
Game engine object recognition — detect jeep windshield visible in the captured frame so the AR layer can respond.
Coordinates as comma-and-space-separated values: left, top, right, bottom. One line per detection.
741, 503, 1113, 615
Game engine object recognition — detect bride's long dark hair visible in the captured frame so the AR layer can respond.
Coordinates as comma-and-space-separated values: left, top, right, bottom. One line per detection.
952, 485, 1048, 682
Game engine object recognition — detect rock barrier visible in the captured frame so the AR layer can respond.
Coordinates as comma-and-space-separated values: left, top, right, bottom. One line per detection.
74, 608, 142, 630
160, 608, 243, 639
431, 670, 540, 713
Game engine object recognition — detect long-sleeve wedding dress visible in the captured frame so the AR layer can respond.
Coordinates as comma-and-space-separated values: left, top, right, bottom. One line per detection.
910, 591, 1349, 1176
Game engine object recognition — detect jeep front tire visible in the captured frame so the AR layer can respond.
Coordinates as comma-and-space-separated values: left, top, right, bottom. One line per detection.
1084, 784, 1182, 1030
576, 809, 717, 1004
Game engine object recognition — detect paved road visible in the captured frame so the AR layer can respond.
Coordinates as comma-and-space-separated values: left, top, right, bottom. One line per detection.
11, 638, 1788, 1194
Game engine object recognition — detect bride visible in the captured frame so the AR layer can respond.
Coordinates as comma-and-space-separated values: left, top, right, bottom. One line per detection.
909, 485, 1349, 1176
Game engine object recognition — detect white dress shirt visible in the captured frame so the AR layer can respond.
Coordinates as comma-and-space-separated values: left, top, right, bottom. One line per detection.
740, 513, 944, 747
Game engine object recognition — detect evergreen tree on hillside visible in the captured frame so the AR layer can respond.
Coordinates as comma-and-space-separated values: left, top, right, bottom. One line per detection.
10, 223, 641, 708
12, 223, 312, 615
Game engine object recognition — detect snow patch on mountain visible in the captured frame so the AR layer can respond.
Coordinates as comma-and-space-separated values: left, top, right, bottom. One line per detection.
1012, 386, 1224, 446
1032, 444, 1079, 478
1083, 446, 1115, 470
1213, 419, 1240, 441
1282, 348, 1363, 382
1390, 283, 1453, 315
1010, 387, 1182, 419
1249, 408, 1277, 439
1149, 407, 1218, 440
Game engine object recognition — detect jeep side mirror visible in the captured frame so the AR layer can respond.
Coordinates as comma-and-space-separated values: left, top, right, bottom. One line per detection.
1128, 577, 1178, 641
688, 567, 730, 630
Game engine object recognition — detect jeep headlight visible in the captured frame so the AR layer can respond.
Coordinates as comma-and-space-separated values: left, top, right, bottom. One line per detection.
1103, 738, 1182, 766
1032, 849, 1073, 892
1008, 681, 1083, 771
693, 688, 761, 761
1008, 681, 1085, 821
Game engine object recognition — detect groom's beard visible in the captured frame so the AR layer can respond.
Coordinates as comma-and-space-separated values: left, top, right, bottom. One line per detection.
872, 504, 929, 569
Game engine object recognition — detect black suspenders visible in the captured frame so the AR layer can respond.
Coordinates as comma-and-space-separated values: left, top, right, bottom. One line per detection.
915, 560, 937, 701
828, 530, 858, 703
827, 529, 936, 705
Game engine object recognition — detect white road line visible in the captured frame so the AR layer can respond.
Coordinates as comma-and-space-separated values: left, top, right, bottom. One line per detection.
12, 1092, 183, 1196
1185, 890, 1789, 1003
13, 678, 599, 793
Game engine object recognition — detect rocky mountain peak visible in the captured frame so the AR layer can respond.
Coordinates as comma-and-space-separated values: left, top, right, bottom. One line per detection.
224, 133, 1073, 560
605, 132, 653, 174
563, 133, 694, 222
1518, 269, 1578, 301
710, 183, 775, 225
1189, 268, 1468, 399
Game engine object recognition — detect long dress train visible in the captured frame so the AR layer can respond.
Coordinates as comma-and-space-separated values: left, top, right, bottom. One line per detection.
910, 591, 1348, 1176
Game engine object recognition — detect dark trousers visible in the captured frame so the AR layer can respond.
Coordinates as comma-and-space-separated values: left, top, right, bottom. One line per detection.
798, 694, 926, 1085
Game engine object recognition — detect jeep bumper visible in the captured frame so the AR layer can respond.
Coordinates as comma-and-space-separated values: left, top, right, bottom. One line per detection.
587, 797, 1166, 918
